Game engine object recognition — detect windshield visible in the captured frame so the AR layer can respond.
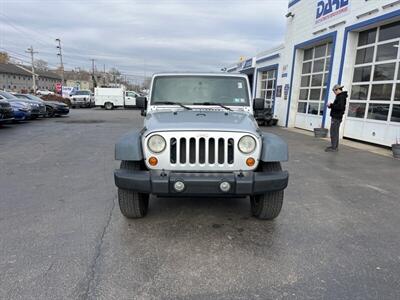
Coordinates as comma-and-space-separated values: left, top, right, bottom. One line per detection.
14, 94, 30, 99
74, 91, 90, 95
23, 94, 44, 102
151, 76, 249, 106
0, 91, 18, 100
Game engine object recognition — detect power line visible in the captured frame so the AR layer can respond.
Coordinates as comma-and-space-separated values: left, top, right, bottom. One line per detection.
0, 14, 54, 50
0, 47, 60, 69
0, 47, 31, 60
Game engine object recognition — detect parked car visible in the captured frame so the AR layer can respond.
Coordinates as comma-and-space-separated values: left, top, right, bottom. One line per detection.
114, 73, 289, 220
70, 90, 93, 108
2, 91, 45, 119
15, 94, 69, 117
36, 89, 54, 96
0, 99, 14, 124
9, 101, 31, 122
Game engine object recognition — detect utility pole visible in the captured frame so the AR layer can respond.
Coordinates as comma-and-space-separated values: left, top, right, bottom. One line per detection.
56, 38, 64, 86
103, 64, 106, 85
91, 59, 96, 75
91, 59, 96, 89
25, 46, 38, 92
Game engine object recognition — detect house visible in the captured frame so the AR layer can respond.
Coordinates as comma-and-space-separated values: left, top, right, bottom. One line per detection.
0, 63, 61, 92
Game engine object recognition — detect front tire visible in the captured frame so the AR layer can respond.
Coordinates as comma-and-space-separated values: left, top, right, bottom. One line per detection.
118, 161, 149, 218
104, 102, 114, 110
46, 107, 55, 117
250, 162, 284, 220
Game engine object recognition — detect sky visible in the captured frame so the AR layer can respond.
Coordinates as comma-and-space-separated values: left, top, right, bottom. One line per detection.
0, 0, 288, 82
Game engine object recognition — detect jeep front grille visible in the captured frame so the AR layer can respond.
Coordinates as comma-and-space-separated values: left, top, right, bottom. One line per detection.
170, 137, 234, 165
143, 131, 261, 171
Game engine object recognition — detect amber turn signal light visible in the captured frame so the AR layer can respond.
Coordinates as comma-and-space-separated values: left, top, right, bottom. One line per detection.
246, 157, 255, 167
148, 156, 158, 166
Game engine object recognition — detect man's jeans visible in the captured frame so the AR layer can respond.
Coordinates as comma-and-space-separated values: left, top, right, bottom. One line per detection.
330, 118, 342, 149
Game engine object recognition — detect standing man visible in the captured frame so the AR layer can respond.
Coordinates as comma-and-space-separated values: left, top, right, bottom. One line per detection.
325, 84, 348, 152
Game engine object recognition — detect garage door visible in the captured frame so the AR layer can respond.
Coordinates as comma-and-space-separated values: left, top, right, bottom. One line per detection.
344, 22, 400, 146
295, 42, 332, 131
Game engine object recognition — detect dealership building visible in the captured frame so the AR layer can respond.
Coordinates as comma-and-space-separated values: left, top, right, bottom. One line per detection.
225, 0, 400, 146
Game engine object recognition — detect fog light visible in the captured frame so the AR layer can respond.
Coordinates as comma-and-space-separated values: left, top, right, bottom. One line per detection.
246, 157, 255, 167
148, 156, 158, 166
220, 181, 231, 192
174, 181, 185, 192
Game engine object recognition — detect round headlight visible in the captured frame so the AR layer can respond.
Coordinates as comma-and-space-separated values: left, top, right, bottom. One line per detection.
238, 135, 256, 154
147, 134, 166, 153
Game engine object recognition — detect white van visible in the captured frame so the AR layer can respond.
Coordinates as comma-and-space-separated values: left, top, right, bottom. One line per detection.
94, 87, 140, 110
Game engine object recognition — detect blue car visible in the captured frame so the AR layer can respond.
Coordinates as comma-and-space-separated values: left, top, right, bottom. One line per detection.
9, 101, 31, 122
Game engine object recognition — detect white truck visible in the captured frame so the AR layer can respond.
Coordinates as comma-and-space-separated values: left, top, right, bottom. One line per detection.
94, 87, 140, 110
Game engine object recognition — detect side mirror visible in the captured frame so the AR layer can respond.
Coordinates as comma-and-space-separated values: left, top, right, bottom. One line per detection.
136, 96, 147, 109
141, 109, 147, 117
253, 98, 265, 110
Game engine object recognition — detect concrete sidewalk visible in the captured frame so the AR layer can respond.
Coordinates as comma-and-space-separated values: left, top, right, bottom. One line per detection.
285, 127, 394, 158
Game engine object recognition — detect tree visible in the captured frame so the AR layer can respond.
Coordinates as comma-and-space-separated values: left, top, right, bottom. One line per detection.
0, 52, 10, 63
109, 67, 122, 83
34, 59, 48, 70
109, 67, 121, 76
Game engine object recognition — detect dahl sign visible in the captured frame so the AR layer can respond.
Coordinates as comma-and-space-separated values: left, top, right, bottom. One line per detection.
315, 0, 349, 25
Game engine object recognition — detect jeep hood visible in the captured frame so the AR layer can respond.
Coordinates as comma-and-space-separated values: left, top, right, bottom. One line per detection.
144, 110, 259, 134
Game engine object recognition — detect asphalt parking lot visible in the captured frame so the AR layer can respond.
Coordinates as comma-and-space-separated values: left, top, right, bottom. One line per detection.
1, 109, 399, 300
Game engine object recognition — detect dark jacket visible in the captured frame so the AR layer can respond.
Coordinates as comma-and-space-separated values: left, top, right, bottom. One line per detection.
330, 91, 347, 120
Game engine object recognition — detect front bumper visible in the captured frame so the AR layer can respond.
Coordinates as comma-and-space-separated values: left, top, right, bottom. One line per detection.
72, 99, 90, 106
114, 169, 289, 196
13, 111, 31, 121
0, 108, 14, 122
55, 107, 70, 115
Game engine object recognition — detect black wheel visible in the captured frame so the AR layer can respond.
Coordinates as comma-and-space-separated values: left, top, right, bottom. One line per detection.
104, 102, 114, 110
118, 160, 149, 218
263, 111, 273, 122
46, 107, 55, 117
250, 162, 284, 220
257, 119, 265, 126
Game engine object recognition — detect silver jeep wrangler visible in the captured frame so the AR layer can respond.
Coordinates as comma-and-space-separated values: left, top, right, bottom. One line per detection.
114, 73, 289, 220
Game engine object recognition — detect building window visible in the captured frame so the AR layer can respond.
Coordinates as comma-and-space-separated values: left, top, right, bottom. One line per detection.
298, 42, 332, 115
349, 22, 400, 122
259, 69, 276, 100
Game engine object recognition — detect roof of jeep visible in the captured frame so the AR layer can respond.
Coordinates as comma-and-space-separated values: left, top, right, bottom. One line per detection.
152, 72, 247, 78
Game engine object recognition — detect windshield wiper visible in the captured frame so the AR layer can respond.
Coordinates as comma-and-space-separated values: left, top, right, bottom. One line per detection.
193, 102, 232, 111
153, 101, 192, 110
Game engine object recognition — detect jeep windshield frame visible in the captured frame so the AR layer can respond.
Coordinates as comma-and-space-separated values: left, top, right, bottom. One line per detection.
150, 75, 250, 107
